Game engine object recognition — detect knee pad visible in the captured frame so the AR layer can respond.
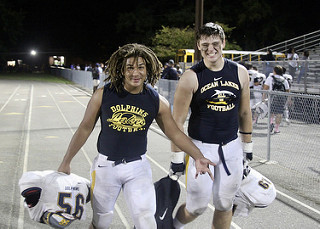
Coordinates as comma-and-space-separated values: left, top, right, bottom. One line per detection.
213, 197, 233, 212
92, 211, 113, 229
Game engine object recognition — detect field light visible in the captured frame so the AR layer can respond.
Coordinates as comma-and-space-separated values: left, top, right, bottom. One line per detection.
30, 50, 37, 56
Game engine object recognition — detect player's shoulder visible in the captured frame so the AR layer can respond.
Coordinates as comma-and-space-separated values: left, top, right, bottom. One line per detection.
177, 69, 198, 93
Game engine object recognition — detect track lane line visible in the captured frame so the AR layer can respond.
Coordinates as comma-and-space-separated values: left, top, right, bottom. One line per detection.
50, 84, 131, 228
0, 85, 21, 113
18, 85, 34, 229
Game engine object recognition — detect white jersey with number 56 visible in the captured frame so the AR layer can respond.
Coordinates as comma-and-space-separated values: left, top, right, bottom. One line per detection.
19, 170, 90, 222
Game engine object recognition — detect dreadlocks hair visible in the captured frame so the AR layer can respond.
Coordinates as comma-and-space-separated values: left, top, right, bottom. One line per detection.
105, 43, 163, 92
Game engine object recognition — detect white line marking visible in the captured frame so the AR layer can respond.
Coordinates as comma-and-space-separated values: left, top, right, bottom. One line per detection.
47, 89, 92, 166
276, 190, 320, 215
0, 85, 21, 113
114, 204, 131, 229
58, 85, 87, 108
18, 85, 34, 229
254, 157, 320, 215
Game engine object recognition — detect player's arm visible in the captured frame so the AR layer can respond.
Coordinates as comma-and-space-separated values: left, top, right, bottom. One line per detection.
262, 77, 270, 101
58, 88, 103, 174
238, 65, 252, 142
155, 94, 214, 179
238, 65, 253, 160
171, 69, 198, 151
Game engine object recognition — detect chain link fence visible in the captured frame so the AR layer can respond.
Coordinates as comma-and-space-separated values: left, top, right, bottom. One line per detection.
251, 89, 320, 205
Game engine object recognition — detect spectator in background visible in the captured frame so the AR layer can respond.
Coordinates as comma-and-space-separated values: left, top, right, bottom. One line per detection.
176, 64, 183, 77
85, 64, 93, 72
263, 65, 290, 134
261, 49, 275, 77
161, 59, 179, 80
251, 77, 263, 125
287, 47, 299, 79
92, 63, 101, 93
297, 50, 310, 84
282, 67, 293, 124
282, 67, 292, 89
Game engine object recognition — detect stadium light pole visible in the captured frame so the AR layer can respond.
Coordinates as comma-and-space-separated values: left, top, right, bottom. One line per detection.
194, 0, 203, 63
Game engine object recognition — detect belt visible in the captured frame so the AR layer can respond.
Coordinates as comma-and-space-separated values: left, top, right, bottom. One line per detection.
213, 135, 238, 176
218, 143, 231, 176
107, 155, 142, 166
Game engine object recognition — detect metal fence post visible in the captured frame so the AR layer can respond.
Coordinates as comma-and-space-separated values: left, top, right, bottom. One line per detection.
267, 91, 272, 161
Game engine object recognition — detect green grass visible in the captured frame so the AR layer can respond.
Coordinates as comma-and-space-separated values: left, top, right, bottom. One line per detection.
0, 72, 73, 84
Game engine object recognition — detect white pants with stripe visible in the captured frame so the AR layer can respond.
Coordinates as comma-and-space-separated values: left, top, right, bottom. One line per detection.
90, 154, 156, 229
185, 138, 243, 214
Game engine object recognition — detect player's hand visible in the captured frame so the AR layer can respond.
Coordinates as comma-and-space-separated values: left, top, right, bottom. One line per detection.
169, 152, 185, 179
57, 161, 71, 175
195, 157, 215, 181
242, 142, 253, 161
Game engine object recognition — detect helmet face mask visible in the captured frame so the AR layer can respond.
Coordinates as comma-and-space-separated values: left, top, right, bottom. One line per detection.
22, 187, 42, 208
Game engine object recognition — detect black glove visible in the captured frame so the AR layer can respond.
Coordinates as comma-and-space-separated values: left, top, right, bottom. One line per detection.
169, 152, 185, 179
246, 152, 253, 161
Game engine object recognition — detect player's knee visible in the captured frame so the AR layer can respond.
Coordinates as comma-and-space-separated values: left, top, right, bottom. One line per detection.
92, 211, 113, 229
186, 206, 207, 216
213, 197, 233, 211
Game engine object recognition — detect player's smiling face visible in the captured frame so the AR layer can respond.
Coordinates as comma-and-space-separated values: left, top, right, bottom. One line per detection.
198, 35, 225, 64
123, 56, 147, 94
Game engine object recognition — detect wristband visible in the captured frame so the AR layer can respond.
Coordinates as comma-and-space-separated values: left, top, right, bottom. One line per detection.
239, 131, 252, 135
242, 142, 253, 153
171, 151, 185, 164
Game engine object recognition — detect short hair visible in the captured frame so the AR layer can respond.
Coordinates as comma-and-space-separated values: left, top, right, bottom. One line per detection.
273, 65, 283, 76
196, 22, 225, 42
105, 43, 162, 92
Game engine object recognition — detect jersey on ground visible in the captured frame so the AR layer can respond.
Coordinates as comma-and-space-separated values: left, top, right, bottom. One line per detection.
19, 170, 90, 222
233, 168, 277, 217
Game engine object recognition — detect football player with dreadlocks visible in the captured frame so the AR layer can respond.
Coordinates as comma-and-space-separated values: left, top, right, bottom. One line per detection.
57, 43, 214, 229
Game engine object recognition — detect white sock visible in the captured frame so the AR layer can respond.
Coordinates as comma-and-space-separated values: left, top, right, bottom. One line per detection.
173, 217, 185, 229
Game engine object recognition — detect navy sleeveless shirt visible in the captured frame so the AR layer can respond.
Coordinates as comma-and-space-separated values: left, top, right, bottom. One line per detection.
188, 59, 241, 143
97, 83, 159, 160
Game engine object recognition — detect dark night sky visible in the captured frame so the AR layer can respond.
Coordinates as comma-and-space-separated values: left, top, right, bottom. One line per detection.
16, 1, 115, 60
4, 0, 319, 65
